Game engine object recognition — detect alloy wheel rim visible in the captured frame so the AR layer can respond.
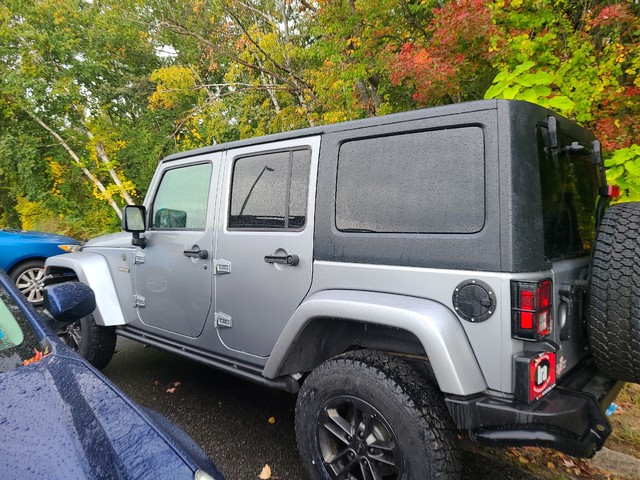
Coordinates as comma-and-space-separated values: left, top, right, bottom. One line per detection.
15, 267, 46, 304
58, 321, 82, 351
317, 395, 404, 480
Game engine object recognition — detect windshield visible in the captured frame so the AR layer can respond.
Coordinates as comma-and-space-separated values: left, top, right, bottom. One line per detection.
537, 127, 600, 260
0, 286, 45, 372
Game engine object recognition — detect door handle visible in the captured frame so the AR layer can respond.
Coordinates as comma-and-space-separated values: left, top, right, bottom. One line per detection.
264, 254, 299, 266
183, 245, 209, 259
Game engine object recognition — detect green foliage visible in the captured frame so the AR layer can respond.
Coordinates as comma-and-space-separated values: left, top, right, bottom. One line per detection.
485, 0, 640, 202
484, 61, 574, 114
605, 146, 640, 202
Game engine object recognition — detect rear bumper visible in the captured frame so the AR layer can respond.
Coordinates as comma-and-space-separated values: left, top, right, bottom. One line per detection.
445, 362, 624, 458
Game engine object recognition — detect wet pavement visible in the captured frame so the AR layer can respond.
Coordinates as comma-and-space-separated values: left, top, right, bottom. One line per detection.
103, 337, 541, 480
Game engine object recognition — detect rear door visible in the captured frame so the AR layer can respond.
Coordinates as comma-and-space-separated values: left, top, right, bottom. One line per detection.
214, 137, 319, 358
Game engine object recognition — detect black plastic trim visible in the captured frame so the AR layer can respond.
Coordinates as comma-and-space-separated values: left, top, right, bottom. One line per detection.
116, 325, 300, 393
445, 362, 623, 458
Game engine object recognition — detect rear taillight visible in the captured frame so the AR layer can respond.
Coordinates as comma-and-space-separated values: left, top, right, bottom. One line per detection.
511, 279, 552, 340
600, 185, 621, 199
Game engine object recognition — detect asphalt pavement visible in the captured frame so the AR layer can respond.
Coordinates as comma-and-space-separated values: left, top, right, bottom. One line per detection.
103, 337, 541, 480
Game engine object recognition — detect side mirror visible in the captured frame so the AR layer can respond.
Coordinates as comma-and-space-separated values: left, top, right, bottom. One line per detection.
44, 283, 96, 326
122, 205, 147, 248
122, 205, 146, 232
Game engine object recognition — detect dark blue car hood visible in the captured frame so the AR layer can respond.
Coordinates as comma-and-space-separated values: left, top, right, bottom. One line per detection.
0, 353, 195, 479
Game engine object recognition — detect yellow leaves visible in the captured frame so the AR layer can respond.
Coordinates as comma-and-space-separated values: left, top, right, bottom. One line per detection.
257, 464, 271, 479
48, 159, 65, 196
149, 66, 200, 110
15, 198, 53, 231
191, 0, 205, 14
267, 416, 276, 425
346, 37, 361, 50
53, 10, 65, 26
121, 180, 137, 197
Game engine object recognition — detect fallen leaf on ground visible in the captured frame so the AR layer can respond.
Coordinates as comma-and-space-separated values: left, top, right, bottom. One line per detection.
547, 461, 555, 469
166, 387, 176, 394
268, 417, 276, 425
518, 456, 529, 464
173, 381, 182, 387
258, 464, 271, 479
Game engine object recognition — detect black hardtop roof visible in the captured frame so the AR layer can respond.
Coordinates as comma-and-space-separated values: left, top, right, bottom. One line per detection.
161, 99, 517, 163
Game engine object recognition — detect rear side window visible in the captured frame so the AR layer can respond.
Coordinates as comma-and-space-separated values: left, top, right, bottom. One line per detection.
336, 127, 485, 233
229, 149, 311, 230
537, 128, 599, 259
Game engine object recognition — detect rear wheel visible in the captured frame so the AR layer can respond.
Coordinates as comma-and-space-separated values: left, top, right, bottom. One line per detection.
587, 202, 640, 382
295, 350, 460, 480
58, 313, 116, 370
10, 259, 46, 306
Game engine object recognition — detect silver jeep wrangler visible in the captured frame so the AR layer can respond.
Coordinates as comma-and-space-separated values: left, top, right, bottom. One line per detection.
46, 100, 640, 479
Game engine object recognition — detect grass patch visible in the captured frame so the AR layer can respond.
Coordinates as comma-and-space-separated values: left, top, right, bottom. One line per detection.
607, 383, 640, 460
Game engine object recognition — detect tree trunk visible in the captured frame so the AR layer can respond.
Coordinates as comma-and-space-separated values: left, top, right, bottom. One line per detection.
83, 128, 135, 205
26, 111, 122, 219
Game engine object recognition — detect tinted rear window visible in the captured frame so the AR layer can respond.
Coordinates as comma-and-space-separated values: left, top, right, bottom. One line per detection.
335, 127, 485, 234
537, 128, 600, 259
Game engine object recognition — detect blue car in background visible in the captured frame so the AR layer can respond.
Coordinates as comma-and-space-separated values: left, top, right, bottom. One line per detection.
0, 270, 223, 479
0, 228, 80, 306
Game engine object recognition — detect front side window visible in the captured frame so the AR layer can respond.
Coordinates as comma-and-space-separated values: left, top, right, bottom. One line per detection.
0, 286, 43, 373
229, 149, 311, 230
151, 163, 212, 230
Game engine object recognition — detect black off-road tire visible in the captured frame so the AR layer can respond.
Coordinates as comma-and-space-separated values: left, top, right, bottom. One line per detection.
587, 202, 640, 383
295, 350, 461, 480
58, 314, 117, 370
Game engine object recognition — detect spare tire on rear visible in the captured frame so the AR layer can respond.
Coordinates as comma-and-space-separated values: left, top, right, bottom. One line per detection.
587, 202, 640, 383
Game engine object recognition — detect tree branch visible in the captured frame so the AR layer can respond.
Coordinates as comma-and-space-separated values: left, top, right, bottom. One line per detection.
25, 111, 122, 218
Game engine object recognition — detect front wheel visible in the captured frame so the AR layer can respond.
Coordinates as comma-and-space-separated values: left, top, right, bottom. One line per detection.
295, 350, 460, 480
58, 313, 116, 370
10, 259, 46, 306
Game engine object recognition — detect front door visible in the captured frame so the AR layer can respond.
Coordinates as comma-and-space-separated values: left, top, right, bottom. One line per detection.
135, 156, 220, 337
215, 137, 319, 357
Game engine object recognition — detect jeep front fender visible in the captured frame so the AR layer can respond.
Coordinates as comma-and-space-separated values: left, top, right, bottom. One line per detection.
263, 290, 487, 396
45, 252, 126, 327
